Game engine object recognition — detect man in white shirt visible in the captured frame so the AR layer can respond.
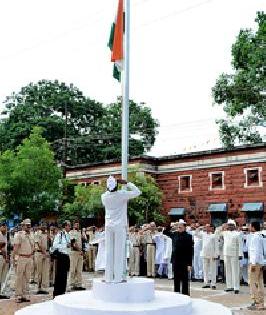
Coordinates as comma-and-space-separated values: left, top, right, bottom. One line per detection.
52, 221, 71, 297
101, 176, 141, 283
223, 219, 243, 294
201, 224, 219, 289
247, 221, 265, 311
191, 224, 203, 282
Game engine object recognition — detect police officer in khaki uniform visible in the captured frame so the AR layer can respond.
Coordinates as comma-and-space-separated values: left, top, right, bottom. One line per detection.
129, 227, 141, 276
13, 219, 34, 303
84, 227, 96, 272
0, 222, 10, 299
35, 223, 49, 294
69, 221, 85, 290
144, 222, 157, 277
31, 226, 38, 284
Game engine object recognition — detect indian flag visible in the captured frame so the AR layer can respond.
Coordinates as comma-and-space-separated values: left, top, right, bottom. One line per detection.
108, 0, 124, 81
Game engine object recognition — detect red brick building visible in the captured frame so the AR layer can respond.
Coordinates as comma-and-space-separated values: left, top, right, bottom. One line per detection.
66, 143, 266, 226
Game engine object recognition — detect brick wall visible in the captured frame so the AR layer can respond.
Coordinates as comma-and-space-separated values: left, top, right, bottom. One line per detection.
156, 162, 266, 225
66, 144, 266, 225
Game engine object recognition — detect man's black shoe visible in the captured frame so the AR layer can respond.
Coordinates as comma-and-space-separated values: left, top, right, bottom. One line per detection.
224, 288, 234, 292
202, 285, 210, 288
37, 290, 49, 295
234, 290, 239, 294
0, 294, 10, 299
75, 287, 86, 291
21, 297, 30, 302
211, 286, 216, 290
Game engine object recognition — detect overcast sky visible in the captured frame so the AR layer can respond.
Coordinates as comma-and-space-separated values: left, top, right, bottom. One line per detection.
0, 0, 264, 156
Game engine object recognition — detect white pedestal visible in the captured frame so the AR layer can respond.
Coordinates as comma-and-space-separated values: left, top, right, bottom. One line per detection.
15, 278, 232, 315
92, 278, 154, 303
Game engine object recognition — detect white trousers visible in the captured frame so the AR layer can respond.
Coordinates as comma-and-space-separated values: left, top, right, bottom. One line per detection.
203, 258, 216, 286
167, 262, 173, 279
105, 226, 126, 283
193, 253, 203, 279
224, 256, 240, 290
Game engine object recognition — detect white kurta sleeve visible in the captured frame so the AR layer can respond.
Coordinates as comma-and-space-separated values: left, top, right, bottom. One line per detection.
121, 183, 141, 200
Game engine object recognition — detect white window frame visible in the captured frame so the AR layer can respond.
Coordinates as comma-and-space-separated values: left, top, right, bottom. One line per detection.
178, 175, 192, 193
244, 167, 263, 188
209, 171, 225, 191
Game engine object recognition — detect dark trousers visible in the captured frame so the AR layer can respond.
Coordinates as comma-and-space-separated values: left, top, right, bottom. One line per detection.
53, 253, 70, 297
174, 264, 190, 296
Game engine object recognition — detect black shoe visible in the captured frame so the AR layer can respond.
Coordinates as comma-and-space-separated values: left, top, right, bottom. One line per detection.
224, 288, 234, 292
211, 286, 216, 290
0, 294, 10, 299
21, 297, 30, 302
202, 285, 210, 288
37, 290, 49, 295
75, 287, 86, 291
234, 290, 239, 294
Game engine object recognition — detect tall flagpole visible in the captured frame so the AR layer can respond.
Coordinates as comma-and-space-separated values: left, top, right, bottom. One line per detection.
122, 0, 130, 181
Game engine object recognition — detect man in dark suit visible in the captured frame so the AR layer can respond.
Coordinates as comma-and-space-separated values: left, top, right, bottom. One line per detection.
171, 219, 193, 296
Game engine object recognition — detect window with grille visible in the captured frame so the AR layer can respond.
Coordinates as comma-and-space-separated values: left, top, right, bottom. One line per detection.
244, 168, 262, 188
209, 172, 225, 190
179, 175, 192, 192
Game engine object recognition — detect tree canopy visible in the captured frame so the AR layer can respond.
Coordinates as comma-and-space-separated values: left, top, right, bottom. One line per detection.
212, 12, 266, 147
0, 80, 159, 165
0, 127, 62, 220
62, 172, 164, 225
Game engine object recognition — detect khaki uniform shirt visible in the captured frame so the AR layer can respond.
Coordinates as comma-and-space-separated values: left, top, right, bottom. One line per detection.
144, 231, 156, 244
69, 230, 82, 251
14, 231, 34, 256
35, 233, 48, 252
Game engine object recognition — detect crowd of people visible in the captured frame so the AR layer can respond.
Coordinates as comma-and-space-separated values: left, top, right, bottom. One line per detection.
0, 218, 265, 310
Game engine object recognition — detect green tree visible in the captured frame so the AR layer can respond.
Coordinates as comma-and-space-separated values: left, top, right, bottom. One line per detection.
0, 127, 62, 220
62, 184, 105, 221
63, 172, 163, 225
0, 80, 159, 165
212, 12, 266, 147
127, 172, 164, 225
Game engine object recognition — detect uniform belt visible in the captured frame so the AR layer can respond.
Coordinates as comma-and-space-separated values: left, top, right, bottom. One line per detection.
19, 254, 32, 258
147, 243, 155, 245
133, 245, 140, 247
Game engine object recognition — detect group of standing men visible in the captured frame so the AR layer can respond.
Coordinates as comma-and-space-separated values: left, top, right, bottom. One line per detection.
0, 175, 265, 311
0, 219, 87, 303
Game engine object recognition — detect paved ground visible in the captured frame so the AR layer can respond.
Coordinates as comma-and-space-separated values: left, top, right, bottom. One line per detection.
0, 272, 264, 315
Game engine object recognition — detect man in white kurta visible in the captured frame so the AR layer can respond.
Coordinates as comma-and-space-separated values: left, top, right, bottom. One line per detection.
191, 227, 203, 281
201, 224, 219, 289
101, 176, 141, 283
223, 220, 243, 293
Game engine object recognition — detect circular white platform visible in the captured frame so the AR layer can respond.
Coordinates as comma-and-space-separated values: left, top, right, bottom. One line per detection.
15, 293, 231, 315
14, 279, 232, 315
53, 290, 192, 315
92, 278, 154, 303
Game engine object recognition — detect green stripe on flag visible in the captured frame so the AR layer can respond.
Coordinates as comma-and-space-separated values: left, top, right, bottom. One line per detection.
108, 23, 115, 49
113, 64, 121, 81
